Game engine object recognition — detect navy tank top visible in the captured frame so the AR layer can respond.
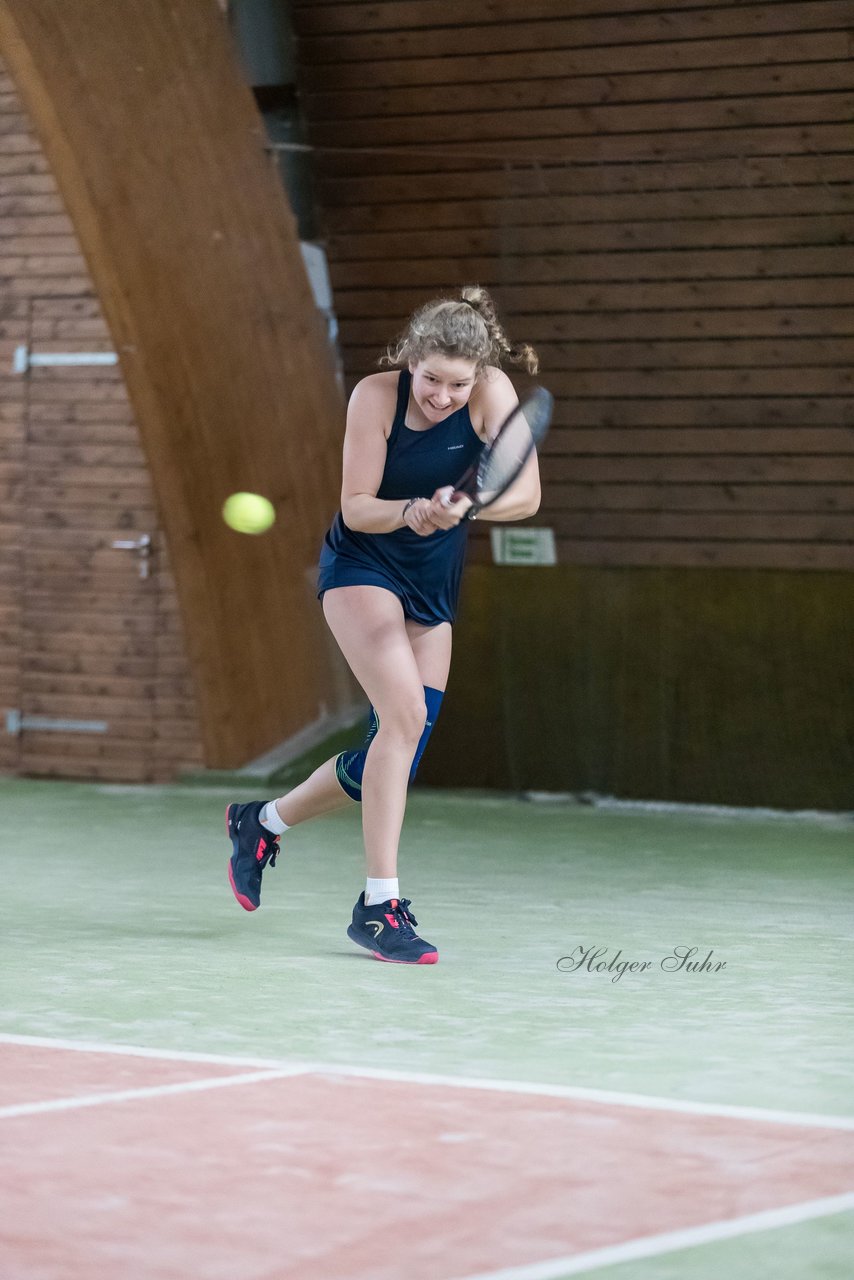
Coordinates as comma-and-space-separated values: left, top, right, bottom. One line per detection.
317, 369, 484, 625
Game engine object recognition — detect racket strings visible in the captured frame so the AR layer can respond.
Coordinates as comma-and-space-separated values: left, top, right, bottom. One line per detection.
479, 420, 536, 501
475, 389, 553, 506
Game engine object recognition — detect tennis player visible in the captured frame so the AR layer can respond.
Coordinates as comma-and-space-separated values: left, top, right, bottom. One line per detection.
227, 286, 541, 963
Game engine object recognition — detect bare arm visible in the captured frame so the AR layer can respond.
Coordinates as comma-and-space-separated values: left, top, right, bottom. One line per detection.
476, 451, 541, 523
477, 369, 542, 522
428, 368, 542, 526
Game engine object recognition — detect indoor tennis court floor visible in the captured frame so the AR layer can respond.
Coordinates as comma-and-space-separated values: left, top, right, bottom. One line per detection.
1, 776, 852, 1279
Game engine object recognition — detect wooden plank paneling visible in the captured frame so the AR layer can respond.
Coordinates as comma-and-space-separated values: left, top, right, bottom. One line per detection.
331, 278, 854, 316
296, 28, 851, 91
307, 123, 854, 170
307, 60, 854, 121
345, 336, 854, 369
0, 0, 349, 772
547, 483, 854, 512
328, 215, 854, 258
295, 0, 854, 570
0, 354, 22, 770
0, 63, 206, 781
0, 81, 23, 769
329, 246, 854, 289
18, 317, 163, 782
324, 185, 854, 236
308, 91, 854, 150
295, 3, 854, 63
315, 153, 854, 205
340, 309, 854, 343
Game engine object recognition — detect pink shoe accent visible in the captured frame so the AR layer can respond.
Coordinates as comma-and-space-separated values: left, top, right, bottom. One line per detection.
226, 804, 258, 911
370, 949, 438, 965
256, 837, 268, 863
228, 859, 257, 912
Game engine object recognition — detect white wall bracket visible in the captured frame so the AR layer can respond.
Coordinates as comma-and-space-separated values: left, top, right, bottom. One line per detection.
5, 709, 109, 736
13, 345, 119, 374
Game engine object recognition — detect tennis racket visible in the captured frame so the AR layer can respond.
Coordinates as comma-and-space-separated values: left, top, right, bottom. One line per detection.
446, 385, 553, 519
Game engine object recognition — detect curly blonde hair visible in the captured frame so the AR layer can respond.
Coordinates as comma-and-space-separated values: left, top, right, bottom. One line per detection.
381, 285, 539, 375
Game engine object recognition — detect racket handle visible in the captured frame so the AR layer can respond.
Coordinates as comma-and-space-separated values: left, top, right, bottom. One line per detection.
441, 490, 478, 520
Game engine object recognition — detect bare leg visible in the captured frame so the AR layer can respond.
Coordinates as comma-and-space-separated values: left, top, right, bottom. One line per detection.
321, 586, 443, 878
269, 601, 452, 839
273, 756, 354, 827
404, 615, 453, 692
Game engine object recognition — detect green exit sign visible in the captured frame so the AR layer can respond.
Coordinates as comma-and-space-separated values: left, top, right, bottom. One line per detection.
490, 528, 557, 565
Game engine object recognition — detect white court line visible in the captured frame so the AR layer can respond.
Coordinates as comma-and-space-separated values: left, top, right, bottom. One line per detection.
307, 1062, 854, 1133
0, 1032, 287, 1069
0, 1068, 306, 1120
2, 1032, 854, 1132
446, 1192, 854, 1280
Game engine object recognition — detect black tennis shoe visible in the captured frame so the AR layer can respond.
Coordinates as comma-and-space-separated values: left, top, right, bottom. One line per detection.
226, 801, 279, 911
347, 893, 438, 965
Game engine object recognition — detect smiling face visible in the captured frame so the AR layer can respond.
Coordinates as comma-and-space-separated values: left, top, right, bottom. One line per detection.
409, 355, 478, 423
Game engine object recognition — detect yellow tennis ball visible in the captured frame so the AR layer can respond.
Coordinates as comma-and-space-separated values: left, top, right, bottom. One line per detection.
222, 492, 276, 535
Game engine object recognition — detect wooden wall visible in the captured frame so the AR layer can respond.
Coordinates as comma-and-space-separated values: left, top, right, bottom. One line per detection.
0, 0, 351, 779
293, 0, 854, 572
2, 1, 851, 801
0, 63, 204, 781
289, 1, 853, 807
419, 564, 854, 809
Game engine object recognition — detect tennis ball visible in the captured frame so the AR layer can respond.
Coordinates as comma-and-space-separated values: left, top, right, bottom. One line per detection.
222, 492, 276, 535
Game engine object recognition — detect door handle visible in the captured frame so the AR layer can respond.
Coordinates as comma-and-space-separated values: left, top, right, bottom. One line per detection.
111, 533, 152, 579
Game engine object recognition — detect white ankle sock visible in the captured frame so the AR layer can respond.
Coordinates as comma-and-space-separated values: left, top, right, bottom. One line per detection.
365, 877, 399, 905
260, 801, 289, 835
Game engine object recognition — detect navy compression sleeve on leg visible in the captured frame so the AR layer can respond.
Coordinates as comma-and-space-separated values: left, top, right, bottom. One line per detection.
334, 686, 444, 801
409, 685, 444, 783
335, 705, 379, 802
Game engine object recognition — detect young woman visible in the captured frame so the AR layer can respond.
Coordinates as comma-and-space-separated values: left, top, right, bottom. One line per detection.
226, 286, 541, 964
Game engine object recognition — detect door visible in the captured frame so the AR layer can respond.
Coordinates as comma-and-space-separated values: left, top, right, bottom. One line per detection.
11, 297, 160, 782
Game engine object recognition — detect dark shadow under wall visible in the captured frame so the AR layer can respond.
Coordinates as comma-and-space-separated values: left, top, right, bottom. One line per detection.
417, 565, 854, 810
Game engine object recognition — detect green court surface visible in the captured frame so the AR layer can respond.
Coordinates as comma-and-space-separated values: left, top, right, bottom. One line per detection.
1, 775, 852, 1278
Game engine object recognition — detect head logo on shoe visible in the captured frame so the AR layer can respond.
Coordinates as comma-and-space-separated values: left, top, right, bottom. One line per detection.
347, 893, 438, 964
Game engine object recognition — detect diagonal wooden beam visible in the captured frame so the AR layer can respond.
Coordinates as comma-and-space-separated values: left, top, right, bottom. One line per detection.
0, 0, 348, 767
